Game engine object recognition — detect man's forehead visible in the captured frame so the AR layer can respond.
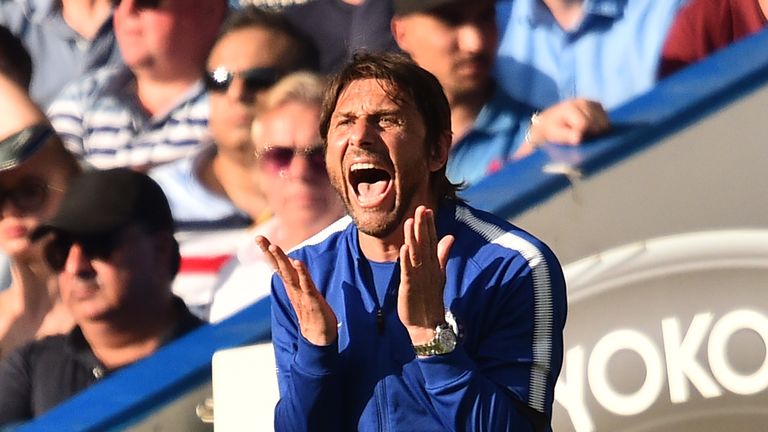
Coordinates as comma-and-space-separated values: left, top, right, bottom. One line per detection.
333, 78, 413, 114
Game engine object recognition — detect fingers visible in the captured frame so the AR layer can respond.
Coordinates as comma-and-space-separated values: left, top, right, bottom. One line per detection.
255, 236, 279, 270
437, 235, 454, 272
256, 235, 301, 291
404, 217, 420, 269
539, 99, 611, 146
405, 206, 439, 269
292, 258, 317, 294
402, 206, 452, 273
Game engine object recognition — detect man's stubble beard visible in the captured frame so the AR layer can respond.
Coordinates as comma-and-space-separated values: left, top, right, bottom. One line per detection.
328, 168, 419, 240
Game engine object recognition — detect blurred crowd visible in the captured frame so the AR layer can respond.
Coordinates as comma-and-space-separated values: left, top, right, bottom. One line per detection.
0, 0, 765, 425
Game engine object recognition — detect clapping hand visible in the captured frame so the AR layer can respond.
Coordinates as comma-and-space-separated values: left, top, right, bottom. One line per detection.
397, 206, 455, 345
257, 236, 338, 346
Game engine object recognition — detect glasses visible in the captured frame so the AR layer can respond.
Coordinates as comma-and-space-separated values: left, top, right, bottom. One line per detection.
255, 145, 326, 175
0, 178, 63, 213
204, 67, 280, 94
111, 0, 162, 9
44, 230, 126, 272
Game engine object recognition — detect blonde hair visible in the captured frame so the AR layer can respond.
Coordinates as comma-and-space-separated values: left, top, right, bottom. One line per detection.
251, 71, 326, 143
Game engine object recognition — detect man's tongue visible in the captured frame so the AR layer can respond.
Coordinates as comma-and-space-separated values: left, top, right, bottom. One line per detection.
358, 180, 388, 202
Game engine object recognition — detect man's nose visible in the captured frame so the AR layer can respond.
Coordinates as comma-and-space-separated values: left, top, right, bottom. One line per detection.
226, 76, 250, 103
457, 24, 488, 54
63, 243, 97, 279
0, 197, 23, 219
348, 119, 376, 148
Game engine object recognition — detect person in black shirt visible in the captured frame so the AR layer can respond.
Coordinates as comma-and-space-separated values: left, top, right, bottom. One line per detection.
0, 168, 203, 426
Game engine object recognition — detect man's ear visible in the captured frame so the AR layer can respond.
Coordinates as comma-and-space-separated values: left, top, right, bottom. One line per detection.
391, 17, 409, 52
152, 231, 179, 278
428, 131, 452, 173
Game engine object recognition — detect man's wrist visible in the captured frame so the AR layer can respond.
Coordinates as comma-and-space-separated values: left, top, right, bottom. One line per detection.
407, 326, 439, 346
524, 111, 542, 148
411, 311, 458, 357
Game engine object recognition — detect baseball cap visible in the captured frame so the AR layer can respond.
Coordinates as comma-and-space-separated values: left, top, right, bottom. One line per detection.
31, 168, 174, 239
393, 0, 464, 15
0, 124, 55, 172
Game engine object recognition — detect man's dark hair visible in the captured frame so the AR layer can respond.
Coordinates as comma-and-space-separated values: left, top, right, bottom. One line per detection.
0, 25, 32, 90
319, 51, 461, 201
215, 5, 319, 72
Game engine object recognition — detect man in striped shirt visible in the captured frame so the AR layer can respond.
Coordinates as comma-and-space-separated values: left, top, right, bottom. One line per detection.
47, 0, 228, 171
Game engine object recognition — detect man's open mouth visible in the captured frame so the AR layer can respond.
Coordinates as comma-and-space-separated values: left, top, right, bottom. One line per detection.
349, 162, 393, 208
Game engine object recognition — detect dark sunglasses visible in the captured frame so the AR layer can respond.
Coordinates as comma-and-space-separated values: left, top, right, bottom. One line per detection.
0, 178, 62, 213
44, 230, 126, 273
255, 145, 326, 175
111, 0, 162, 9
204, 67, 280, 94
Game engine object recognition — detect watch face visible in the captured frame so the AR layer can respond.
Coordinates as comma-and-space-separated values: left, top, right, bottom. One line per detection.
437, 326, 457, 352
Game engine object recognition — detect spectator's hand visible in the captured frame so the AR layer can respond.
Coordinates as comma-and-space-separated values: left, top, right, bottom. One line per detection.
257, 236, 338, 346
397, 206, 454, 345
515, 98, 610, 159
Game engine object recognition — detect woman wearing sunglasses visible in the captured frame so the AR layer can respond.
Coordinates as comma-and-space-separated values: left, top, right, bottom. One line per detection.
208, 72, 346, 322
0, 76, 81, 357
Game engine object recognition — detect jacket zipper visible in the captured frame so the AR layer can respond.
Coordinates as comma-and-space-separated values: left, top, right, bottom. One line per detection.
376, 308, 385, 335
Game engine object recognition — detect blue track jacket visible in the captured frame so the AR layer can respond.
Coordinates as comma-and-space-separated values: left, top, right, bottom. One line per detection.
271, 201, 567, 431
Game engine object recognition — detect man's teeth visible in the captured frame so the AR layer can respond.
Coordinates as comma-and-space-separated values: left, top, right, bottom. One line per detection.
350, 163, 377, 172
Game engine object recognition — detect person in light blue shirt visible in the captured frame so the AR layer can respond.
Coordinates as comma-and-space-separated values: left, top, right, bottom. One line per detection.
445, 89, 532, 185
494, 0, 686, 110
0, 0, 120, 108
392, 0, 610, 186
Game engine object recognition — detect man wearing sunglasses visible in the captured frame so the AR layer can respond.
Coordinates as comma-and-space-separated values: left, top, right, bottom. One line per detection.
47, 0, 228, 171
150, 6, 319, 318
0, 168, 202, 424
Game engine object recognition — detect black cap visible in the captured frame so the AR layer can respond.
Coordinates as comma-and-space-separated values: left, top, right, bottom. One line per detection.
393, 0, 463, 15
31, 168, 174, 239
0, 124, 55, 172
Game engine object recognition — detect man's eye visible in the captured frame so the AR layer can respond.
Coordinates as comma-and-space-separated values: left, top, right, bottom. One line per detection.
334, 117, 354, 127
379, 116, 401, 127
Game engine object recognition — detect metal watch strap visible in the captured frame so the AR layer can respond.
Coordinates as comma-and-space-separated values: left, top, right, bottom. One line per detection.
413, 332, 443, 356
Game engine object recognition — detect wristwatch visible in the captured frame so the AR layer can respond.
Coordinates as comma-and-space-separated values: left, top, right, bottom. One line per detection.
413, 311, 458, 356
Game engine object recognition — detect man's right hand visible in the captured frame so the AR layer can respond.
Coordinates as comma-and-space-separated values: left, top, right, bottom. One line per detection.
514, 98, 610, 159
256, 236, 338, 346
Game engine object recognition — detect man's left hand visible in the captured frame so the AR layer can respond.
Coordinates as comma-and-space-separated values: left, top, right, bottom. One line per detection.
397, 206, 454, 345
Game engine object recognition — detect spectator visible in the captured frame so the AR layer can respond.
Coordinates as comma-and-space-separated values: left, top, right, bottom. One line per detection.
659, 0, 768, 77
0, 25, 33, 90
261, 52, 566, 431
494, 0, 686, 110
283, 0, 397, 73
150, 6, 319, 318
47, 0, 228, 171
152, 6, 318, 229
0, 0, 120, 108
0, 168, 203, 425
209, 72, 346, 322
0, 75, 80, 359
392, 0, 609, 185
0, 37, 35, 293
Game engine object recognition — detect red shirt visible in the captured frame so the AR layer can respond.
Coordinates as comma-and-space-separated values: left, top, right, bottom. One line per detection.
660, 0, 768, 77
